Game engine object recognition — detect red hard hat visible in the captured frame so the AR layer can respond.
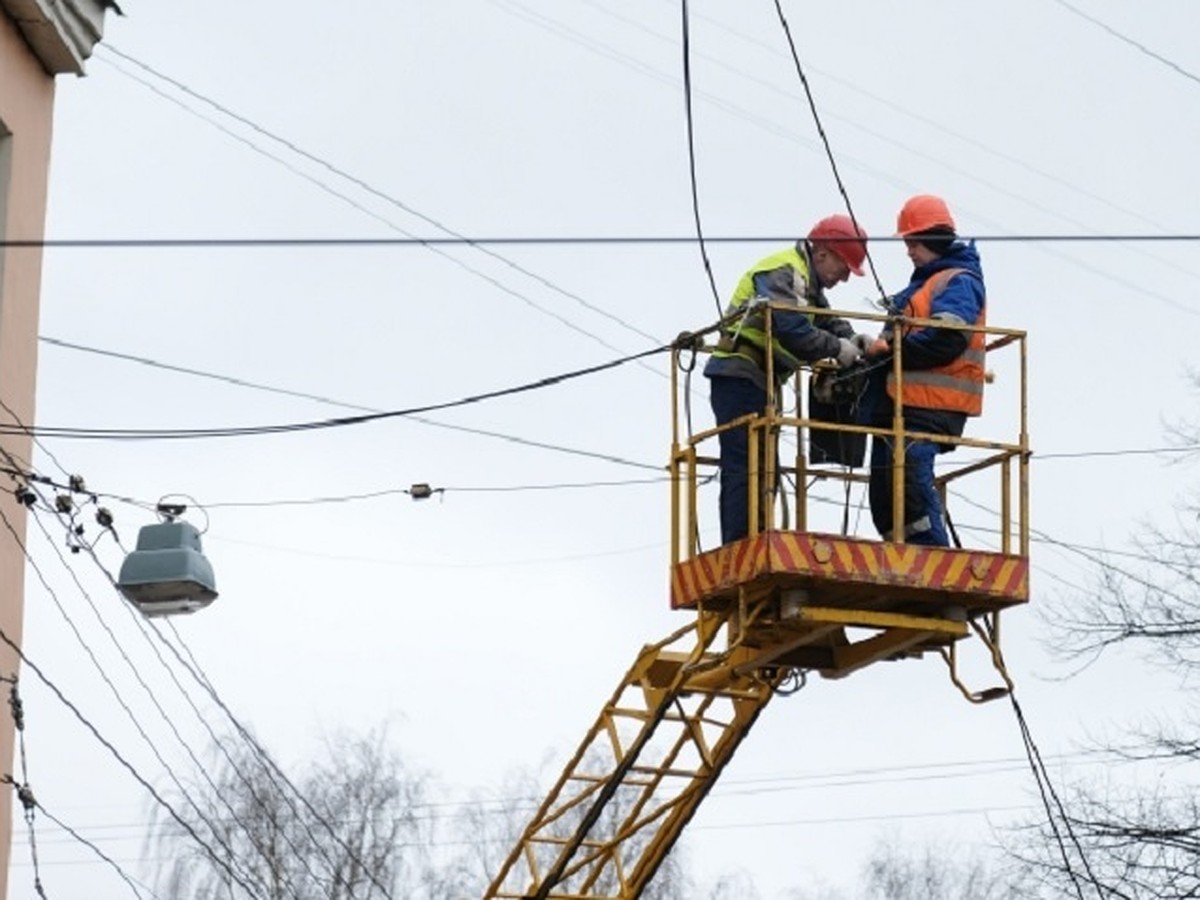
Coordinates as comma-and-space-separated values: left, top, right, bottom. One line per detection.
807, 214, 868, 276
896, 194, 956, 236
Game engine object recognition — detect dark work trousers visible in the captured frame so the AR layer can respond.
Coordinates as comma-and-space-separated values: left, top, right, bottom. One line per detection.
709, 374, 774, 545
868, 434, 949, 546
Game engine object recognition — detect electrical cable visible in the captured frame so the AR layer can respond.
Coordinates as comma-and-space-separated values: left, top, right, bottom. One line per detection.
0, 500, 278, 899
679, 0, 723, 317
13, 742, 1156, 845
675, 0, 1193, 240
0, 626, 262, 897
0, 421, 345, 897
0, 343, 671, 441
769, 0, 887, 304
99, 44, 666, 348
1008, 689, 1123, 900
11, 233, 1200, 249
23, 503, 326, 899
3, 676, 48, 899
495, 0, 1200, 304
32, 332, 1200, 474
152, 620, 397, 900
2, 673, 159, 900
38, 335, 663, 472
948, 489, 1193, 605
57, 535, 378, 899
30, 473, 391, 899
96, 51, 683, 395
23, 799, 160, 899
1051, 0, 1200, 86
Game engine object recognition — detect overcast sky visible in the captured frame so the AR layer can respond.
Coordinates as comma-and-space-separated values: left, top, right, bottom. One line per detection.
10, 1, 1200, 897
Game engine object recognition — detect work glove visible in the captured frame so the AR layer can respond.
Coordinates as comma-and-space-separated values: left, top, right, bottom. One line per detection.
850, 333, 875, 354
835, 337, 862, 368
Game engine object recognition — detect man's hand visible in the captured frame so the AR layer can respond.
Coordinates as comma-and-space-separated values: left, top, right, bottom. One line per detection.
835, 338, 862, 368
853, 333, 891, 357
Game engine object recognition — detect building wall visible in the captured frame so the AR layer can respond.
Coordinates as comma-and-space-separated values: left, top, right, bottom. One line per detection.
0, 12, 57, 899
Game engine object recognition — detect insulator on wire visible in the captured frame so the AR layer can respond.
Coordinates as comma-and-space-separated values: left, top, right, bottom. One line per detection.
15, 784, 34, 811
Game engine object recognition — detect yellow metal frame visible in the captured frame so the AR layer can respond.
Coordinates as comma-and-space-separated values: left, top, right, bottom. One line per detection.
482, 588, 984, 899
486, 305, 1031, 899
670, 303, 1030, 563
666, 302, 1030, 707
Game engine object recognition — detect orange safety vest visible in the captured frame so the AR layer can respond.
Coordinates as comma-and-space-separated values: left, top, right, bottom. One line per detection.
886, 268, 986, 416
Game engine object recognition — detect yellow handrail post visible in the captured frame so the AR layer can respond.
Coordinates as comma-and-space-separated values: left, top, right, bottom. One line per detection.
794, 370, 808, 533
1019, 334, 1030, 558
890, 321, 906, 544
670, 348, 681, 567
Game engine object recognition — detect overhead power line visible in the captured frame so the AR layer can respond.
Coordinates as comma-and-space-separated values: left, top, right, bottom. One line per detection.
770, 0, 886, 303
37, 335, 662, 471
9, 234, 1200, 249
5, 343, 671, 441
1052, 0, 1200, 86
97, 45, 664, 352
0, 626, 261, 896
679, 0, 723, 316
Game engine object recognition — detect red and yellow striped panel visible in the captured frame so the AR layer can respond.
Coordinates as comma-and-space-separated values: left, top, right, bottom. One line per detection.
670, 531, 1028, 610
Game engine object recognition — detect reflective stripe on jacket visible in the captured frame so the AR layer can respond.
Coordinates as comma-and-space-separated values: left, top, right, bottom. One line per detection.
887, 268, 986, 416
710, 245, 815, 379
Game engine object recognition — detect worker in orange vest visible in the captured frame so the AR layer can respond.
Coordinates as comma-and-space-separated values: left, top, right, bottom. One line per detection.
862, 195, 986, 546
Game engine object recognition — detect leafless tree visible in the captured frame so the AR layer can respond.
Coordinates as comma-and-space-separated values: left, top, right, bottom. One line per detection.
1027, 405, 1200, 898
784, 837, 1040, 900
147, 727, 447, 900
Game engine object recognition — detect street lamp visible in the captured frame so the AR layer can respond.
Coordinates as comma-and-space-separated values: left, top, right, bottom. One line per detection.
116, 518, 217, 618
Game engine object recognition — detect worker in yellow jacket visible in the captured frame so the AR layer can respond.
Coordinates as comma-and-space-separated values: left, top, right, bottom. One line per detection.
704, 214, 869, 545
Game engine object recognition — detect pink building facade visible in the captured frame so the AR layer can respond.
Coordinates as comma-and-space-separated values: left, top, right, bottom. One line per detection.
0, 3, 115, 895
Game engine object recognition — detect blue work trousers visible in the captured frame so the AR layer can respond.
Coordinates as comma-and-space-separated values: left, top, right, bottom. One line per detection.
868, 435, 948, 546
710, 375, 772, 545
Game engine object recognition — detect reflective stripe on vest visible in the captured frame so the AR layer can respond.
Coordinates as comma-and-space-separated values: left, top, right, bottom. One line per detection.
887, 268, 986, 416
710, 245, 814, 377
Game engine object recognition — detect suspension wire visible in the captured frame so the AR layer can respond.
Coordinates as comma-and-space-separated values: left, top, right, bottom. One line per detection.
1, 343, 671, 441
57, 534, 377, 900
18, 440, 393, 895
680, 0, 724, 317
0, 440, 332, 895
1050, 0, 1200, 86
0, 500, 277, 899
9, 234, 1200, 249
153, 620, 397, 900
0, 442, 296, 895
26, 799, 160, 900
37, 336, 662, 472
25, 501, 327, 899
0, 627, 261, 896
87, 559, 345, 895
769, 0, 888, 305
2, 674, 48, 899
3, 671, 161, 899
0, 397, 71, 481
99, 44, 665, 349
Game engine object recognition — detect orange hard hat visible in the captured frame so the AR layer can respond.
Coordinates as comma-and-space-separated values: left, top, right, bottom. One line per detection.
807, 214, 868, 276
896, 194, 956, 236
